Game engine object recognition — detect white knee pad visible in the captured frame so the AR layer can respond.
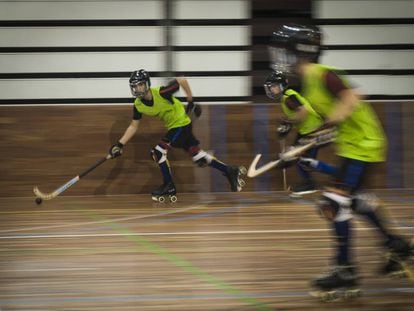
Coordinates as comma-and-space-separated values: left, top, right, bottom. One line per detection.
192, 150, 213, 167
151, 145, 168, 164
319, 192, 353, 222
352, 192, 379, 213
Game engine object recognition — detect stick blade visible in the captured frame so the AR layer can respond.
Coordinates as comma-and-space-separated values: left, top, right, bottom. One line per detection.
247, 154, 262, 178
33, 186, 56, 201
248, 154, 281, 178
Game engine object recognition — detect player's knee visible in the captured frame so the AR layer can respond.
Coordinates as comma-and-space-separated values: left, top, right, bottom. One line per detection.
351, 192, 379, 213
190, 148, 213, 167
150, 144, 168, 164
318, 192, 352, 222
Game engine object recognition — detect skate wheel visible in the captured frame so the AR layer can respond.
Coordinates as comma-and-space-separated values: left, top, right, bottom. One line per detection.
239, 179, 246, 187
239, 166, 247, 175
326, 291, 339, 302
170, 195, 178, 203
158, 196, 166, 203
344, 289, 362, 299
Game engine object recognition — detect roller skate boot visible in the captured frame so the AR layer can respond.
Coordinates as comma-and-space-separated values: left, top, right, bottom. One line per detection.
151, 182, 178, 203
224, 166, 246, 192
381, 237, 414, 280
310, 265, 362, 301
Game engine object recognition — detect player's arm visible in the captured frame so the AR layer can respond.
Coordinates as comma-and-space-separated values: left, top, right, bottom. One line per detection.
279, 93, 308, 125
276, 94, 306, 138
108, 107, 141, 158
324, 70, 360, 125
176, 77, 193, 102
176, 76, 201, 117
119, 119, 140, 145
285, 94, 308, 124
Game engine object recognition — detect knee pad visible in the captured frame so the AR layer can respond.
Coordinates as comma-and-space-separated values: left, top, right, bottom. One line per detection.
318, 192, 352, 222
352, 192, 379, 213
151, 144, 168, 164
192, 150, 213, 167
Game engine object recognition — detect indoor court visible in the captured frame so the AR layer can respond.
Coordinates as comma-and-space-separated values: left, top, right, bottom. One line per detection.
1, 0, 414, 310
1, 190, 413, 310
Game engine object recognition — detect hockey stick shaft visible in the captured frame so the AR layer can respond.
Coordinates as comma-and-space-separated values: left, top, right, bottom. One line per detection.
279, 139, 288, 191
34, 154, 111, 200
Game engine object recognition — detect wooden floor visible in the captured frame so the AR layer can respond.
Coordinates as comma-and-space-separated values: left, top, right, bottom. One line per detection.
0, 190, 413, 311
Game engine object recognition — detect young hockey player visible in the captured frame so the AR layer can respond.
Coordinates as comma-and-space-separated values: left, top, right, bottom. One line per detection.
108, 69, 245, 202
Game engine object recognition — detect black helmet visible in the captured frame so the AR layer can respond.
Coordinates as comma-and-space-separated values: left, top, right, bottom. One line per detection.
264, 70, 288, 101
269, 24, 322, 73
129, 69, 151, 98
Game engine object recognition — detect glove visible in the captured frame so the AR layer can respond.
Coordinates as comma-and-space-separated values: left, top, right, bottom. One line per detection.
298, 126, 337, 147
277, 120, 292, 138
109, 142, 124, 158
186, 101, 202, 118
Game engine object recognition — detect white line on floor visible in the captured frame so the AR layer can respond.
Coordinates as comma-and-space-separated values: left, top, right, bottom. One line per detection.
0, 226, 411, 240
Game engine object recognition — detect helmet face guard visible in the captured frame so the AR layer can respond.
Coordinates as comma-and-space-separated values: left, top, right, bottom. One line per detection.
130, 81, 150, 98
264, 71, 288, 101
129, 69, 151, 98
269, 24, 322, 74
268, 46, 298, 74
264, 82, 284, 101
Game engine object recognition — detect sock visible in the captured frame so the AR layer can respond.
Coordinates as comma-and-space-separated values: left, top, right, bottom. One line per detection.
334, 220, 351, 265
360, 210, 393, 241
159, 162, 172, 183
209, 159, 228, 173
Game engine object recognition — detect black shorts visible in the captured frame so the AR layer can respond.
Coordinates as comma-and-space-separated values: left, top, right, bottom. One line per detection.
161, 123, 200, 151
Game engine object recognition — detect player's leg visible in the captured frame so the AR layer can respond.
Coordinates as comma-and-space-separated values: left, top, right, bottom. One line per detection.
150, 138, 176, 201
311, 189, 360, 297
291, 131, 337, 196
293, 146, 318, 192
187, 145, 245, 192
178, 124, 244, 192
352, 191, 412, 277
312, 158, 368, 294
339, 158, 413, 278
299, 157, 338, 176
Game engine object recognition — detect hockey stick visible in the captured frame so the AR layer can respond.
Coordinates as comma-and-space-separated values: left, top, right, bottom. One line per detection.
279, 139, 288, 191
247, 141, 316, 178
33, 154, 112, 201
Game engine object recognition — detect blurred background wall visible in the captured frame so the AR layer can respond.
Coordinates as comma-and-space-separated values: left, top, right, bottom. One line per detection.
0, 0, 413, 197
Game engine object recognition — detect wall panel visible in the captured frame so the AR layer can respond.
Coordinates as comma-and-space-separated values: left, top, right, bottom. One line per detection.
173, 51, 249, 71
315, 0, 414, 19
0, 77, 250, 100
0, 52, 165, 73
175, 0, 249, 19
172, 26, 249, 46
0, 0, 163, 20
321, 50, 414, 70
0, 27, 164, 47
321, 25, 414, 45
